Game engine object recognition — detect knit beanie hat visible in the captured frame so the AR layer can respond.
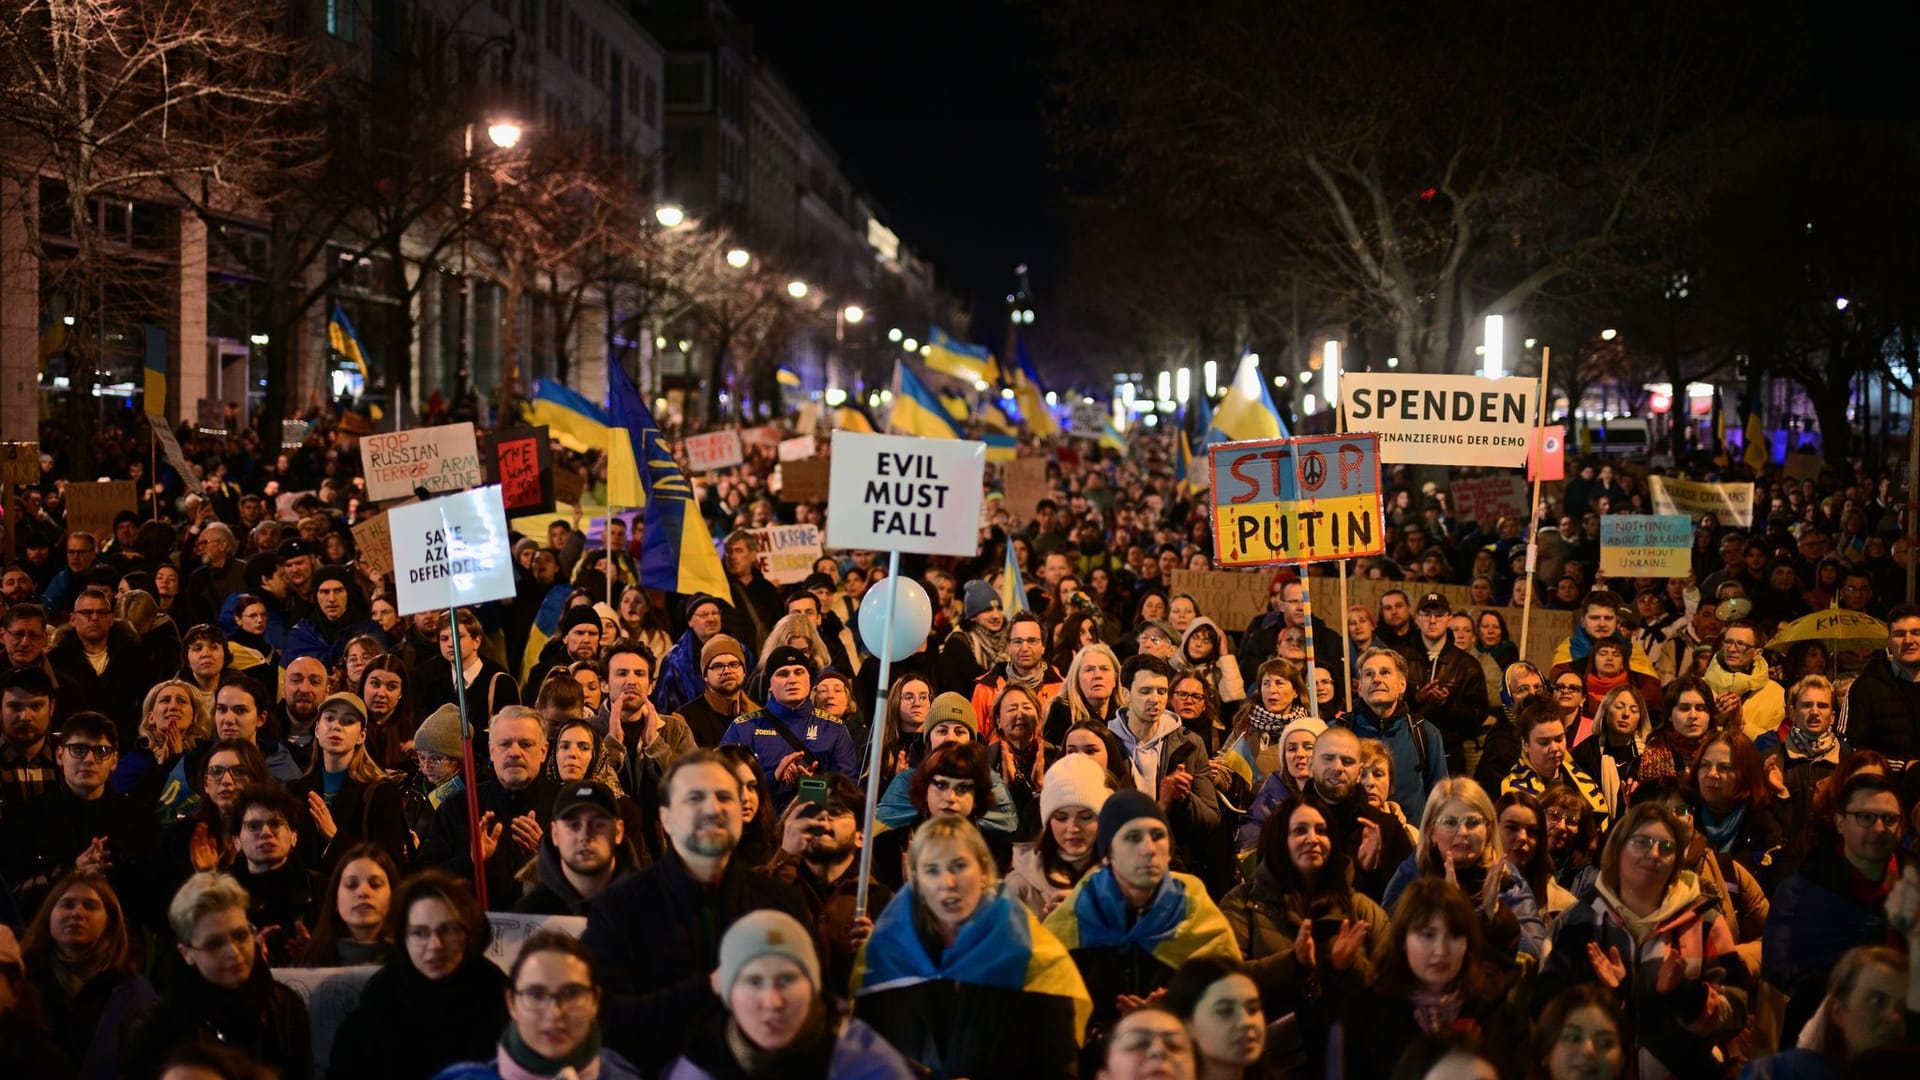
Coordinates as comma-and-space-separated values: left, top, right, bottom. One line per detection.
412, 703, 465, 759
1096, 789, 1169, 859
963, 580, 1000, 620
700, 634, 745, 670
926, 692, 977, 737
1041, 753, 1111, 821
557, 605, 600, 637
763, 645, 816, 680
1279, 714, 1328, 749
713, 910, 820, 995
683, 592, 724, 621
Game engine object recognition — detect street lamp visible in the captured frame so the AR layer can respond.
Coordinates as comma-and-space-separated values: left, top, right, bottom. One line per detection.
787, 280, 810, 299
485, 120, 523, 150
725, 248, 751, 269
1483, 314, 1505, 379
456, 115, 524, 403
843, 305, 864, 324
654, 203, 686, 228
1600, 328, 1618, 341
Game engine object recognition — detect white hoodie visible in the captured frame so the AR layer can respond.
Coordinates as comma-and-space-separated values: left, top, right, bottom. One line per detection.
1109, 709, 1187, 791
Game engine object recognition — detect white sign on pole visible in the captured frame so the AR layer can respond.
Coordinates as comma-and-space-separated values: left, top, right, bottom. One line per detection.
684, 428, 745, 472
389, 485, 517, 616
826, 432, 986, 557
1340, 373, 1537, 467
1070, 401, 1106, 434
149, 420, 203, 484
359, 422, 483, 501
778, 434, 816, 462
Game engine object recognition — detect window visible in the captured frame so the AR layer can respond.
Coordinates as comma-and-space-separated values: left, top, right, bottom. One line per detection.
327, 0, 355, 41
544, 0, 561, 54
663, 58, 703, 106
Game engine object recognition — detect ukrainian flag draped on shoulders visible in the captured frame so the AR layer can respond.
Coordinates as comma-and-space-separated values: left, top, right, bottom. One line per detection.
1045, 869, 1240, 972
607, 358, 730, 600
854, 885, 1093, 1044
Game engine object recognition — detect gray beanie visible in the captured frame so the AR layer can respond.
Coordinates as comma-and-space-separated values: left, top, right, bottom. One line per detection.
963, 579, 1000, 620
412, 703, 465, 759
714, 910, 820, 995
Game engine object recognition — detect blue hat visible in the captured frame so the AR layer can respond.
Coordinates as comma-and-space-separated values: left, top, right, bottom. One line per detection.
963, 579, 1000, 620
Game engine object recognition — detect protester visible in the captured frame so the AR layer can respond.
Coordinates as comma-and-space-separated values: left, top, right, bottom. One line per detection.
302, 843, 397, 967
21, 871, 157, 1080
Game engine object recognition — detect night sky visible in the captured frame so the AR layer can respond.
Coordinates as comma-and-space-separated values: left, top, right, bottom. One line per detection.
731, 0, 1060, 345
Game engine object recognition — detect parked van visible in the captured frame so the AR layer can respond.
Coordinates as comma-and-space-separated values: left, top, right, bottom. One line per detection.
1582, 417, 1650, 457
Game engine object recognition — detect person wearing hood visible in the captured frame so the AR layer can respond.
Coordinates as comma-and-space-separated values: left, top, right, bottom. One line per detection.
720, 646, 857, 809
49, 585, 155, 744
666, 910, 917, 1080
1108, 655, 1222, 883
936, 579, 1008, 697
1176, 616, 1244, 708
1538, 802, 1747, 1080
514, 781, 644, 915
654, 593, 754, 718
282, 566, 379, 670
525, 605, 603, 696
966, 609, 1063, 737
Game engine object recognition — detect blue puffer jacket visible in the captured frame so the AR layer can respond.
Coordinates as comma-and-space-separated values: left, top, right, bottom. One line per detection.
1382, 853, 1548, 962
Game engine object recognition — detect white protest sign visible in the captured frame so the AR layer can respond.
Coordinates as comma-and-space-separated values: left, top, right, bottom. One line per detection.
826, 431, 986, 556
149, 420, 202, 484
483, 912, 586, 972
389, 485, 517, 616
685, 428, 745, 472
273, 965, 378, 1076
1449, 474, 1529, 525
1070, 401, 1106, 435
1648, 475, 1755, 528
749, 524, 824, 584
359, 422, 482, 502
778, 434, 816, 462
1340, 373, 1537, 467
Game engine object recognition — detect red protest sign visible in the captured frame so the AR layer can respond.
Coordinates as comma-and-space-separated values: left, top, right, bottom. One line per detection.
489, 426, 555, 515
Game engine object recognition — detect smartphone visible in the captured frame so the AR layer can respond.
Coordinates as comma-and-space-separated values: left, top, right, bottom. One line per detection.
798, 776, 829, 810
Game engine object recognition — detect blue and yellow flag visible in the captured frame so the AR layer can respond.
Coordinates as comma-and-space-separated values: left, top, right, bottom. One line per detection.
327, 306, 383, 421
608, 356, 730, 600
889, 360, 963, 439
143, 325, 167, 418
519, 583, 571, 681
855, 887, 1091, 1044
1207, 353, 1289, 443
1742, 408, 1768, 471
1099, 420, 1126, 455
529, 378, 613, 454
925, 325, 998, 384
1175, 429, 1194, 494
981, 431, 1017, 463
982, 397, 1018, 435
834, 403, 877, 434
999, 538, 1027, 616
1187, 386, 1215, 450
1045, 870, 1241, 972
1013, 333, 1059, 438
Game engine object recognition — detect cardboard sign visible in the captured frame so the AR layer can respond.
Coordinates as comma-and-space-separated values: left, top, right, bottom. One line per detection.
66, 481, 137, 536
1785, 452, 1824, 481
195, 399, 228, 432
1347, 577, 1572, 676
685, 428, 745, 472
1648, 475, 1754, 528
779, 456, 831, 503
553, 468, 585, 507
741, 424, 784, 453
351, 513, 393, 577
490, 426, 555, 516
359, 422, 482, 501
1167, 568, 1272, 631
749, 524, 823, 585
483, 912, 586, 972
778, 435, 817, 462
1, 442, 39, 484
1208, 434, 1386, 566
1340, 373, 1537, 467
1449, 475, 1529, 526
389, 486, 517, 616
826, 431, 987, 556
1004, 457, 1050, 522
150, 420, 202, 484
1600, 514, 1694, 577
1070, 401, 1107, 435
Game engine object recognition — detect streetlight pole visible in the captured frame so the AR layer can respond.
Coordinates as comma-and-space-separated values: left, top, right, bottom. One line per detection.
455, 119, 521, 413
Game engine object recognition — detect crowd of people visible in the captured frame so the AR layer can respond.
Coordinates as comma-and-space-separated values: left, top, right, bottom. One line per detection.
0, 410, 1917, 1079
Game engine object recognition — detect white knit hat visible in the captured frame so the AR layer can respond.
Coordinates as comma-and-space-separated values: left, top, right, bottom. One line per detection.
1279, 714, 1328, 749
1041, 753, 1111, 820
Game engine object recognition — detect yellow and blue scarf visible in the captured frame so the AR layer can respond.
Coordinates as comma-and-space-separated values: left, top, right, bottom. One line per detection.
1045, 869, 1241, 971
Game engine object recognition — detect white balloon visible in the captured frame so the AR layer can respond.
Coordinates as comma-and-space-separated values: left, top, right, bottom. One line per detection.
857, 575, 933, 663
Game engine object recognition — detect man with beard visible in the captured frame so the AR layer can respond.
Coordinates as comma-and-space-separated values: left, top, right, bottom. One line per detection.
764, 771, 888, 996
419, 705, 557, 906
0, 667, 58, 806
1, 564, 37, 606
184, 523, 247, 628
601, 643, 694, 809
722, 646, 858, 807
967, 611, 1063, 736
653, 593, 750, 718
514, 780, 642, 915
48, 585, 152, 742
283, 567, 378, 669
582, 750, 808, 1073
525, 605, 601, 691
1374, 588, 1416, 650
670, 634, 751, 749
1233, 725, 1412, 902
277, 656, 329, 770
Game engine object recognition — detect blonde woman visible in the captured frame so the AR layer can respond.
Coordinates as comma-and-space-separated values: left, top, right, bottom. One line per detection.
1042, 642, 1123, 746
116, 679, 212, 797
1382, 776, 1547, 962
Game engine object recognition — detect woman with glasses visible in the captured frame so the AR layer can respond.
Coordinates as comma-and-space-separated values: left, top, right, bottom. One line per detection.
874, 674, 934, 786
336, 634, 384, 700
1548, 671, 1589, 731
1537, 802, 1747, 1079
1382, 777, 1547, 964
1572, 685, 1651, 811
1542, 787, 1602, 899
428, 930, 645, 1080
21, 871, 157, 1080
165, 739, 272, 887
301, 843, 397, 968
330, 870, 507, 1080
1634, 779, 1771, 985
120, 873, 312, 1080
1636, 677, 1719, 785
405, 706, 468, 859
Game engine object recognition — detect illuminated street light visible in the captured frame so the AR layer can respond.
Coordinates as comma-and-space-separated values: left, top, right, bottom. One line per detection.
1323, 340, 1340, 404
485, 120, 523, 149
887, 327, 904, 342
787, 280, 809, 299
1157, 371, 1172, 401
1600, 328, 1618, 341
1175, 367, 1191, 404
653, 204, 685, 228
843, 305, 864, 323
1203, 360, 1218, 397
902, 337, 919, 352
725, 248, 751, 269
1836, 297, 1851, 311
1483, 314, 1505, 379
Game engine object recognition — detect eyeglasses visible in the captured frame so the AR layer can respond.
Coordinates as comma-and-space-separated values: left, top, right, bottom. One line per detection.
1553, 683, 1584, 694
60, 743, 114, 759
704, 660, 744, 673
406, 923, 469, 945
1625, 834, 1676, 857
186, 925, 257, 953
1436, 815, 1486, 831
1170, 690, 1204, 702
206, 765, 253, 782
240, 817, 290, 834
1723, 639, 1756, 651
72, 608, 111, 619
1843, 810, 1902, 830
512, 983, 597, 1013
1544, 810, 1580, 826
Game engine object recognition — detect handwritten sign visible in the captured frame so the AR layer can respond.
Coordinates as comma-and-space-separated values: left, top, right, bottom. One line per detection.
1, 442, 38, 485
1449, 474, 1529, 526
351, 513, 393, 577
1004, 458, 1050, 523
778, 435, 816, 462
553, 468, 585, 507
491, 425, 555, 516
1600, 514, 1694, 577
749, 524, 824, 585
1648, 475, 1754, 528
684, 428, 745, 472
149, 420, 202, 484
1167, 569, 1272, 631
66, 481, 137, 537
389, 486, 517, 616
360, 423, 482, 501
1208, 434, 1386, 567
779, 457, 831, 503
1070, 401, 1107, 435
1341, 373, 1537, 467
483, 912, 586, 972
826, 431, 986, 557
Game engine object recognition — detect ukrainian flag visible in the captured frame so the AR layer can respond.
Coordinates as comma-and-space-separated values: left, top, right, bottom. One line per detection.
1045, 870, 1240, 972
528, 378, 613, 454
855, 887, 1091, 1045
999, 539, 1026, 616
1013, 333, 1060, 438
1099, 420, 1126, 455
1175, 429, 1194, 494
1187, 387, 1215, 450
608, 355, 731, 600
776, 367, 802, 388
888, 360, 962, 439
519, 583, 571, 681
143, 325, 167, 418
1207, 353, 1289, 443
834, 404, 877, 434
1742, 408, 1769, 470
327, 306, 383, 421
982, 432, 1017, 462
924, 325, 998, 384
981, 397, 1017, 435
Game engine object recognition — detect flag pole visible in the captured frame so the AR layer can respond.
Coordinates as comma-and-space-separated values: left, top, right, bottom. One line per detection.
1336, 391, 1352, 713
1519, 348, 1554, 653
855, 548, 902, 920
1291, 442, 1321, 723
